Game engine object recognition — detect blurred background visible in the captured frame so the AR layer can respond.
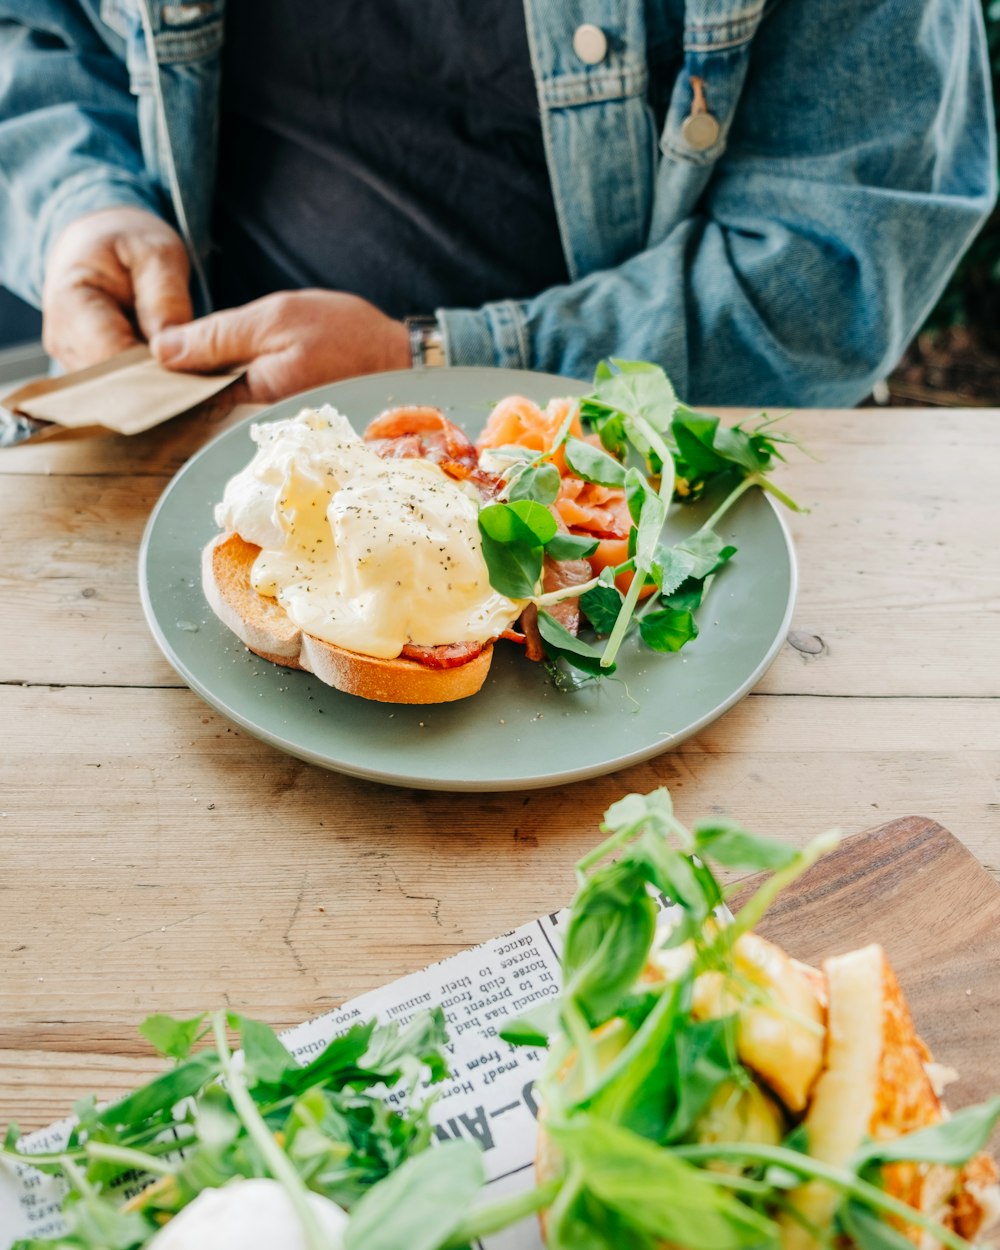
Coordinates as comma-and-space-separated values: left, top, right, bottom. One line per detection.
2, 4, 998, 403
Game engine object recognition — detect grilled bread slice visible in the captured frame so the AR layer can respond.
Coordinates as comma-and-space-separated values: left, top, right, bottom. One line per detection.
781, 944, 999, 1249
202, 532, 495, 704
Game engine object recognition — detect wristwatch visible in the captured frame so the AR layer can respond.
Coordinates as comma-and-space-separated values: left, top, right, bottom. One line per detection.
405, 315, 446, 369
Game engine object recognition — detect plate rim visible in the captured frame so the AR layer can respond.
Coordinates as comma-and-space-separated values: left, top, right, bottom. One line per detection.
138, 369, 798, 792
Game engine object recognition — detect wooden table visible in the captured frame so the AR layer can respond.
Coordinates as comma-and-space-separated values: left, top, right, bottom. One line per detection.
1, 403, 998, 1132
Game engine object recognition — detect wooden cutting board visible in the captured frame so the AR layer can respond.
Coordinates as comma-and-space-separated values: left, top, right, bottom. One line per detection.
738, 815, 1000, 1116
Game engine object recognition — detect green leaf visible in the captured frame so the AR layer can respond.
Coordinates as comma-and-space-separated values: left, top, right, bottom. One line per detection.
564, 437, 627, 487
694, 822, 800, 871
582, 359, 678, 437
139, 1013, 207, 1062
63, 1194, 155, 1249
838, 1201, 919, 1250
852, 1096, 1000, 1169
671, 529, 737, 580
633, 489, 667, 573
624, 467, 654, 528
661, 576, 706, 612
506, 499, 559, 543
583, 981, 689, 1137
671, 408, 729, 476
95, 1050, 220, 1130
478, 503, 546, 598
234, 1015, 298, 1086
359, 1008, 450, 1085
638, 837, 712, 917
665, 1024, 739, 1144
546, 531, 600, 561
286, 1020, 377, 1092
580, 584, 625, 633
508, 461, 561, 505
546, 1115, 779, 1250
601, 788, 674, 836
537, 610, 614, 676
499, 998, 561, 1047
652, 547, 698, 599
343, 1139, 484, 1250
563, 860, 658, 1026
639, 608, 698, 653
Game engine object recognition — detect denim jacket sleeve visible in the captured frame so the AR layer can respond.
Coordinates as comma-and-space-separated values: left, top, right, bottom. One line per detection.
0, 0, 165, 307
439, 0, 997, 407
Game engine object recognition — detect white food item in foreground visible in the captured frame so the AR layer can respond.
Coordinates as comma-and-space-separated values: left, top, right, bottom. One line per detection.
146, 1177, 347, 1250
215, 406, 522, 658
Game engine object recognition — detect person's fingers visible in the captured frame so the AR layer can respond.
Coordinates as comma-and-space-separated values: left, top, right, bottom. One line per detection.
151, 302, 268, 372
127, 236, 192, 340
42, 282, 139, 372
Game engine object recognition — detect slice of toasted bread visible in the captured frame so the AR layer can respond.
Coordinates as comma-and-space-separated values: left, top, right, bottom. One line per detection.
781, 944, 999, 1249
202, 533, 494, 704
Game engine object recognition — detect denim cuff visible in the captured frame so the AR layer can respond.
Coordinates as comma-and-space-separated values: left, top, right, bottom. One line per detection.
437, 299, 531, 369
31, 170, 163, 306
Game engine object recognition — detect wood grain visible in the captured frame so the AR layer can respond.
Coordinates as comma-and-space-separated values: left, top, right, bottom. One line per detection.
742, 816, 1000, 1113
1, 404, 998, 1130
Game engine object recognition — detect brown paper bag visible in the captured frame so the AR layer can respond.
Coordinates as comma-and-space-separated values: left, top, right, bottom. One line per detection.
1, 346, 243, 444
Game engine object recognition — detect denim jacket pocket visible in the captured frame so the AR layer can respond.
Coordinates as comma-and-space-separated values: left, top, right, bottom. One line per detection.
659, 2, 765, 169
123, 0, 223, 84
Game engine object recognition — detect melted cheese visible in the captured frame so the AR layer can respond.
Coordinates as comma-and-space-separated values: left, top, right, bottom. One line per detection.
215, 407, 524, 658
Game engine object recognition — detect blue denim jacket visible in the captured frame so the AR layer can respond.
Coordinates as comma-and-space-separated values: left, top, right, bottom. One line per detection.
0, 0, 994, 405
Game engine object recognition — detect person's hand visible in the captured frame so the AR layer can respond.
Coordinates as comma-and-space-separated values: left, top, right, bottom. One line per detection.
42, 207, 192, 371
150, 290, 411, 402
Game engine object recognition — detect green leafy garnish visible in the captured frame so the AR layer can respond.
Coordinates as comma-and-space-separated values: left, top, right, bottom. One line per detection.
480, 359, 805, 682
8, 790, 997, 1250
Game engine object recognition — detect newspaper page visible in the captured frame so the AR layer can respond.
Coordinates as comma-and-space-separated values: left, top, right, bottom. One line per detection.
0, 908, 578, 1250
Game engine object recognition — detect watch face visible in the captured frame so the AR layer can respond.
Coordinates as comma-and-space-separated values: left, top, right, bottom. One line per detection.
406, 317, 445, 367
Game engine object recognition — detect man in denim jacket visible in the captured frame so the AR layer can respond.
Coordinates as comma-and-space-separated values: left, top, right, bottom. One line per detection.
0, 0, 994, 407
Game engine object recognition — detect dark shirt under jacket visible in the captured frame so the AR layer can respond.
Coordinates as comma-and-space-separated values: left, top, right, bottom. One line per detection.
212, 2, 571, 318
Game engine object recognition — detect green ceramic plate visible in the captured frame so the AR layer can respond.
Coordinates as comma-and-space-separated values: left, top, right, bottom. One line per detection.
139, 368, 796, 791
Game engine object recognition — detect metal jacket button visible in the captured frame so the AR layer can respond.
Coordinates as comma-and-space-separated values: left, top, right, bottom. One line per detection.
573, 24, 608, 65
682, 110, 721, 150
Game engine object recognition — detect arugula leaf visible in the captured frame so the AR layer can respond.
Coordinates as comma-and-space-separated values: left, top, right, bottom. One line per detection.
139, 1013, 207, 1062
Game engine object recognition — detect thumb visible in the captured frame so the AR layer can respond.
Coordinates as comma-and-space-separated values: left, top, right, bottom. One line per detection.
125, 237, 193, 340
151, 305, 259, 373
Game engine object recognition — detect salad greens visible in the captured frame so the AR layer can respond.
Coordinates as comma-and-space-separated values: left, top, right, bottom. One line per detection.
478, 359, 805, 677
5, 788, 1000, 1250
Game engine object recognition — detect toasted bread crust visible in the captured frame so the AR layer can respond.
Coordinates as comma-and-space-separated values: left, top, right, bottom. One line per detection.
202, 532, 494, 703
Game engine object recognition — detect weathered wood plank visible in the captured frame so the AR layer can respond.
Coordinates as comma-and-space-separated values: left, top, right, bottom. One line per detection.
1, 682, 997, 1126
4, 810, 998, 1129
2, 427, 999, 693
